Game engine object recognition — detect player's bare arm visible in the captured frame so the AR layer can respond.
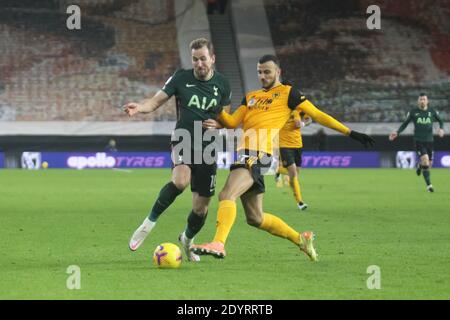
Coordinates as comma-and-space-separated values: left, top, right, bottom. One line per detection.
123, 90, 170, 116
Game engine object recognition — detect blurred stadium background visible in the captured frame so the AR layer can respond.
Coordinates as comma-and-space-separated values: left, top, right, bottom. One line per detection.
0, 0, 448, 169
1, 0, 450, 301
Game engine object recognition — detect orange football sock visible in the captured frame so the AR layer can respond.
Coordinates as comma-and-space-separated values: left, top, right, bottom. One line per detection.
259, 213, 301, 246
213, 200, 237, 244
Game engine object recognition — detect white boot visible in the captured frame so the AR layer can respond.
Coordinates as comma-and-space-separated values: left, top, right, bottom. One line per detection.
179, 232, 200, 262
129, 218, 155, 251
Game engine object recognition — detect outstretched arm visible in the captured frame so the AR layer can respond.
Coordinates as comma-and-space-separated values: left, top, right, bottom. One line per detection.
390, 111, 413, 141
296, 100, 374, 147
123, 90, 170, 116
287, 85, 373, 147
296, 100, 350, 135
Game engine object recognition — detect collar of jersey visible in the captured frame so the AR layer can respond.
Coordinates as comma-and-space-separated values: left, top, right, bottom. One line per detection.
192, 69, 215, 82
262, 83, 283, 92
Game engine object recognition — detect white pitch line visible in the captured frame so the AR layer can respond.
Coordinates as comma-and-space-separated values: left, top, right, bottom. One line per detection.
112, 168, 133, 173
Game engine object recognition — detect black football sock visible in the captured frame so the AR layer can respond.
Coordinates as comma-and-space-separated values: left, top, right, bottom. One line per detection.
185, 211, 208, 239
421, 166, 431, 186
149, 182, 183, 221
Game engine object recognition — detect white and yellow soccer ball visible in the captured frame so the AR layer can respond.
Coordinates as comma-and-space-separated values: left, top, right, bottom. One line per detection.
153, 243, 182, 269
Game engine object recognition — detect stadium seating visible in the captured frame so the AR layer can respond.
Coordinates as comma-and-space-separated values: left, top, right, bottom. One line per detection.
264, 0, 449, 122
0, 0, 179, 122
1, 0, 448, 123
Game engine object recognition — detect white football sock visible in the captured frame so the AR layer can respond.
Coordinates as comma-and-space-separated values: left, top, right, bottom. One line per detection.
142, 217, 156, 232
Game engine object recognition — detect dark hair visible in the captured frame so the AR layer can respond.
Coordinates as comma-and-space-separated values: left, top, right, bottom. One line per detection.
190, 38, 214, 55
419, 92, 427, 97
258, 54, 280, 67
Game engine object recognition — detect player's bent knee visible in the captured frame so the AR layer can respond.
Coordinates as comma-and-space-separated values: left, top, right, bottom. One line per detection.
287, 166, 297, 178
246, 215, 262, 227
192, 206, 208, 216
420, 158, 429, 166
219, 189, 236, 202
421, 161, 430, 168
172, 180, 189, 191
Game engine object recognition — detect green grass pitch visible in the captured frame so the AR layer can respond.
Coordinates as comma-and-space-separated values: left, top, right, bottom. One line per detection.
1, 168, 449, 299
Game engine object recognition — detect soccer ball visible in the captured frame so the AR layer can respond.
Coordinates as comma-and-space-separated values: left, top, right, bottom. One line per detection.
153, 242, 182, 269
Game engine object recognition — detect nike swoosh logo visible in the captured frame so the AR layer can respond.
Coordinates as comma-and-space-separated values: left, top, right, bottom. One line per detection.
130, 240, 140, 251
186, 84, 196, 87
